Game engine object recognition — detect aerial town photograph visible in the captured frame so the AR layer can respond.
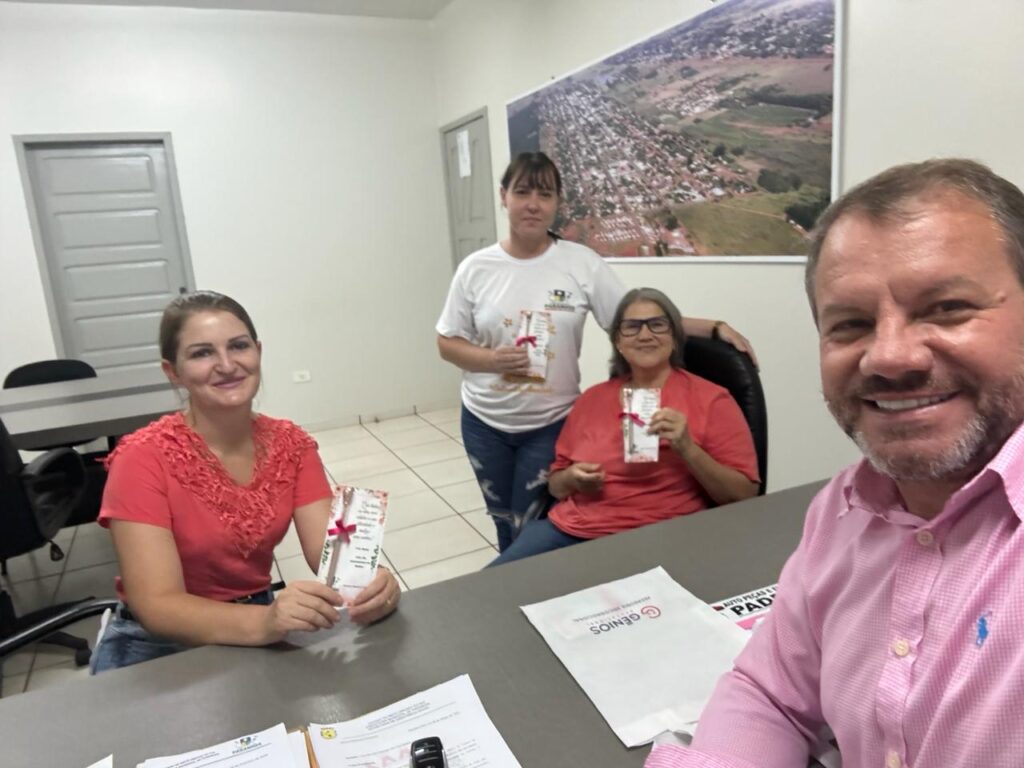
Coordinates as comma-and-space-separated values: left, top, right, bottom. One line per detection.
507, 0, 836, 257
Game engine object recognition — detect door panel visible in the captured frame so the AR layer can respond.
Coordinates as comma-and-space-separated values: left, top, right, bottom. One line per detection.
442, 115, 497, 266
23, 139, 192, 374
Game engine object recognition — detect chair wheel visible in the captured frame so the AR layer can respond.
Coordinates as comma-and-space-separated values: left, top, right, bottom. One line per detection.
74, 647, 91, 668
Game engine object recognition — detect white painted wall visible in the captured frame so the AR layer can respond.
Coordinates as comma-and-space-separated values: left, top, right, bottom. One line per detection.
0, 2, 461, 427
3, 0, 1022, 492
430, 0, 1024, 491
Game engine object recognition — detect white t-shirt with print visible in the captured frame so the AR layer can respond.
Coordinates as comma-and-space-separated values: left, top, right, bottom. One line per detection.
436, 239, 626, 432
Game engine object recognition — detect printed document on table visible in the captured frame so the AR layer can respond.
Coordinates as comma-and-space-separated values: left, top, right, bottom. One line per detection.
137, 723, 297, 768
309, 675, 521, 768
521, 567, 748, 748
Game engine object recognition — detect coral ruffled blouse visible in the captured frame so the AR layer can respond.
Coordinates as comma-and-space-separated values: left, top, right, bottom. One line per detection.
99, 412, 331, 601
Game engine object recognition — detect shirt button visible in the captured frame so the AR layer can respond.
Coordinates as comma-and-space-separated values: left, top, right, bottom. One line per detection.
892, 639, 911, 657
916, 530, 934, 546
886, 751, 902, 768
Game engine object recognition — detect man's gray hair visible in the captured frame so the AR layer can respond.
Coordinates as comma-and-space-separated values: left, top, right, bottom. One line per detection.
805, 158, 1024, 317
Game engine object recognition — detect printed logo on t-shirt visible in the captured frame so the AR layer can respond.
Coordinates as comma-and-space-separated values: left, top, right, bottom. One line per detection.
545, 288, 576, 312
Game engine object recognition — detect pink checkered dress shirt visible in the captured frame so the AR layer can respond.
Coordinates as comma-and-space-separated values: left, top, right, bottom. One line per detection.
647, 423, 1024, 768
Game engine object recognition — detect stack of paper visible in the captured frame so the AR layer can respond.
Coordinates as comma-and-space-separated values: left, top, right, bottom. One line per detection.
136, 723, 299, 767
309, 675, 521, 768
521, 566, 748, 747
126, 676, 518, 768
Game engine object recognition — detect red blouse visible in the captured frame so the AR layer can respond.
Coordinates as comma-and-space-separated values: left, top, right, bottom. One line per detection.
99, 412, 331, 601
549, 369, 759, 539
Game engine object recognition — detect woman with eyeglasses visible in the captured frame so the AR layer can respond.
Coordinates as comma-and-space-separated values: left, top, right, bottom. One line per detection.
489, 287, 759, 566
436, 153, 755, 552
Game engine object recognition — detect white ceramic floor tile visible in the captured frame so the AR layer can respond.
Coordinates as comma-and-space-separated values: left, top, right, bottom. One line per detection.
64, 529, 118, 572
53, 561, 119, 604
325, 452, 404, 483
417, 406, 461, 425
2, 547, 68, 583
363, 415, 428, 437
31, 615, 103, 671
70, 522, 108, 541
2, 649, 35, 678
4, 574, 59, 616
383, 516, 491, 572
400, 548, 495, 590
54, 525, 77, 548
433, 420, 462, 441
339, 468, 429, 498
276, 554, 317, 585
414, 456, 476, 488
1, 673, 28, 698
273, 523, 305, 560
372, 424, 450, 451
392, 439, 466, 468
386, 490, 456, 532
310, 424, 371, 446
434, 480, 487, 513
317, 436, 390, 464
461, 509, 499, 546
26, 657, 91, 691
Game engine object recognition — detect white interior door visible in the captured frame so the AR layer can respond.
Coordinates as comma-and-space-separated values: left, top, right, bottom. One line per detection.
21, 138, 194, 373
442, 113, 497, 266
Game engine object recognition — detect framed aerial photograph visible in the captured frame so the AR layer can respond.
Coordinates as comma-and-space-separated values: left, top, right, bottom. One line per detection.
507, 0, 841, 260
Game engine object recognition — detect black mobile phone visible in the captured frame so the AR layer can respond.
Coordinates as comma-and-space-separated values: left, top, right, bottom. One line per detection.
409, 736, 448, 768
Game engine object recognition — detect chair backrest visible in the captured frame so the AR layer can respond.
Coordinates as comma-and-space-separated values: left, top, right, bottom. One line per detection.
0, 418, 45, 560
3, 359, 97, 389
0, 418, 85, 560
3, 360, 100, 451
682, 336, 768, 494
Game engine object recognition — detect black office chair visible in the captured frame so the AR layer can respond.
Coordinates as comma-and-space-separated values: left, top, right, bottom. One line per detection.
682, 336, 768, 495
0, 418, 115, 670
3, 359, 117, 457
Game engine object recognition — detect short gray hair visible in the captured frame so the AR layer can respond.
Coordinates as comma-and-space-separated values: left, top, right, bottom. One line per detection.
805, 158, 1024, 318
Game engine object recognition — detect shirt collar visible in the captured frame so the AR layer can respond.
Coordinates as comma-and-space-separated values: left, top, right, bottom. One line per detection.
840, 419, 1024, 525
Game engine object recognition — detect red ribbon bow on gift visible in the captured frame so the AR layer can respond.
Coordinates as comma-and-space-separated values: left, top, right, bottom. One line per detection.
515, 335, 538, 347
618, 411, 646, 427
327, 518, 358, 542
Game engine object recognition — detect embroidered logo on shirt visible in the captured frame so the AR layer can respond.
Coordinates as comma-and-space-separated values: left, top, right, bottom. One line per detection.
545, 288, 575, 311
976, 612, 992, 648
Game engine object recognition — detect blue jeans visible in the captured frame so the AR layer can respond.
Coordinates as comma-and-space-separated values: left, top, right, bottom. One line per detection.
90, 590, 274, 674
488, 518, 586, 566
461, 406, 565, 552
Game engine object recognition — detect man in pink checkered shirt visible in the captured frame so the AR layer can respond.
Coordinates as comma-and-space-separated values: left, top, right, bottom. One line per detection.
646, 159, 1024, 768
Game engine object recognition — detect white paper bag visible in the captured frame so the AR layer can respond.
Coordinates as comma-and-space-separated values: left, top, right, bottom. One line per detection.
521, 567, 747, 747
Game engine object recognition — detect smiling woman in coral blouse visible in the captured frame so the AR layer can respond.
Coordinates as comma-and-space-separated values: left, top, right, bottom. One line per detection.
90, 291, 400, 673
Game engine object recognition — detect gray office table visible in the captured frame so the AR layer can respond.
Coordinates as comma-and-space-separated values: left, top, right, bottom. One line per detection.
0, 368, 180, 450
0, 481, 825, 768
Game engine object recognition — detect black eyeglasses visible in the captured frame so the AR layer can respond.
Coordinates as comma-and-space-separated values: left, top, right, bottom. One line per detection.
618, 316, 671, 337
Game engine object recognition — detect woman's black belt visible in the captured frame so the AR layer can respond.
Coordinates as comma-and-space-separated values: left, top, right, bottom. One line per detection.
115, 588, 274, 622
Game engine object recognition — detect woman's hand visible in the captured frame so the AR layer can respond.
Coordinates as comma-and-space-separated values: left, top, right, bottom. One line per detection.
648, 408, 694, 458
714, 323, 759, 368
493, 345, 531, 375
565, 462, 606, 495
261, 580, 344, 643
348, 567, 402, 626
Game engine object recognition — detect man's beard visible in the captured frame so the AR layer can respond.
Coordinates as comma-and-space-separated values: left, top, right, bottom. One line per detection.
826, 367, 1024, 482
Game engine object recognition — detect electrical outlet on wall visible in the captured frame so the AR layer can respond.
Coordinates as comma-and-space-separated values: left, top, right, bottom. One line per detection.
292, 369, 312, 383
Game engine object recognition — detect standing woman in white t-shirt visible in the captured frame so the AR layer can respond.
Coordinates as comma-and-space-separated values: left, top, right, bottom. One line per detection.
435, 152, 754, 551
